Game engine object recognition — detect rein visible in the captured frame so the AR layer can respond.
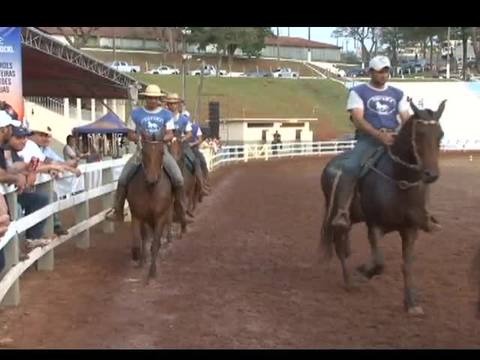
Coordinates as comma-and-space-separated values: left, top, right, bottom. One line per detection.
371, 119, 439, 190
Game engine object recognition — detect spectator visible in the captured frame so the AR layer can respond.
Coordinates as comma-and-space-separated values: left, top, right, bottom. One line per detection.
6, 126, 56, 244
0, 110, 26, 272
63, 135, 89, 162
22, 126, 81, 236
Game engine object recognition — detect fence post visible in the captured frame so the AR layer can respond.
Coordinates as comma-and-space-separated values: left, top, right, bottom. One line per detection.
74, 170, 91, 249
264, 144, 269, 161
244, 145, 248, 162
102, 165, 115, 234
0, 191, 21, 306
36, 178, 55, 271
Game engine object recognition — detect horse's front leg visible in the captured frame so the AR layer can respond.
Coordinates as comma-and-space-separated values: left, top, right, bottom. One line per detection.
357, 225, 385, 279
148, 217, 167, 281
131, 217, 142, 264
399, 227, 424, 315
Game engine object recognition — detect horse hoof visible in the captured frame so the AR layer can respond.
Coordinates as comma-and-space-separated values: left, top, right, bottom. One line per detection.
407, 306, 424, 316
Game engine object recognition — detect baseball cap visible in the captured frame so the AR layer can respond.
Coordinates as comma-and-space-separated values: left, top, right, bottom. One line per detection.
12, 126, 32, 137
0, 110, 21, 128
30, 125, 52, 136
369, 56, 391, 71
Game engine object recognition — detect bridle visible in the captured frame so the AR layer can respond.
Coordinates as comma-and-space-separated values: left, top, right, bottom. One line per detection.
369, 118, 440, 190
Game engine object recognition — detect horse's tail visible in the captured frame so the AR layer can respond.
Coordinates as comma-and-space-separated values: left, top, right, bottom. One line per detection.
319, 167, 342, 261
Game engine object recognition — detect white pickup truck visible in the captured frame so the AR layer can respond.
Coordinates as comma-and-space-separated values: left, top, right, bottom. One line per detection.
107, 61, 141, 73
189, 64, 227, 76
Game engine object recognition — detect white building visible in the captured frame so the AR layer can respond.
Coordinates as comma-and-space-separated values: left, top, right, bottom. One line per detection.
219, 118, 316, 145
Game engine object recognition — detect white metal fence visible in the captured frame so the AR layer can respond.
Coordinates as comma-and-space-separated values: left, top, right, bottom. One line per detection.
0, 138, 477, 307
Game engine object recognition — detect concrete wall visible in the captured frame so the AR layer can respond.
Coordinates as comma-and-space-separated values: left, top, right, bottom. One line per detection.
221, 121, 314, 144
261, 46, 340, 62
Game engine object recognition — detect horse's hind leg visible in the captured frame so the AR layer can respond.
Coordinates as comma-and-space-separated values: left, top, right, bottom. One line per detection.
357, 225, 385, 279
399, 227, 423, 315
333, 229, 357, 290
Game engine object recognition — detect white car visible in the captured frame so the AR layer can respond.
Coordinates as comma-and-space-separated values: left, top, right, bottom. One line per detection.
107, 61, 140, 73
272, 67, 299, 78
146, 65, 180, 75
189, 64, 227, 76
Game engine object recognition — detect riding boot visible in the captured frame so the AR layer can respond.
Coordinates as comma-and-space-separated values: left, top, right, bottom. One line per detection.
105, 185, 127, 222
331, 174, 357, 230
173, 186, 189, 233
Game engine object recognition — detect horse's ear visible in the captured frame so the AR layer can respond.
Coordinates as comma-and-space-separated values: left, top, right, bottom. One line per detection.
435, 99, 447, 120
140, 130, 147, 141
155, 131, 162, 142
408, 97, 422, 116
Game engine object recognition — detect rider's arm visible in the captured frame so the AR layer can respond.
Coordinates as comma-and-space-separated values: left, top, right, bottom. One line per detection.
398, 94, 411, 124
163, 118, 176, 142
347, 90, 382, 140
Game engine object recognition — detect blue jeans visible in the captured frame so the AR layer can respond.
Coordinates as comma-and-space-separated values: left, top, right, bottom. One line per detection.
341, 134, 383, 178
17, 191, 50, 239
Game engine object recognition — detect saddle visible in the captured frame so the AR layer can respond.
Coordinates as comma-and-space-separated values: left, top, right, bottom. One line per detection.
359, 146, 386, 179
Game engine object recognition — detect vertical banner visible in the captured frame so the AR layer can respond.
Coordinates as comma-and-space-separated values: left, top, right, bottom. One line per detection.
0, 27, 23, 122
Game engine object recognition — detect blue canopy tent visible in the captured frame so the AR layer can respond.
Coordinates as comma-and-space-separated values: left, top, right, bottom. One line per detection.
72, 112, 129, 160
72, 112, 129, 134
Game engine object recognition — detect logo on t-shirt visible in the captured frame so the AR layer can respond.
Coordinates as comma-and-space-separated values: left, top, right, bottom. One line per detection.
367, 95, 397, 115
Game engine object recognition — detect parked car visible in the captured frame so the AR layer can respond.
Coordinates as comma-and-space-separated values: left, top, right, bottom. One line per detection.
346, 68, 367, 78
146, 65, 180, 75
272, 67, 299, 78
107, 61, 140, 73
244, 70, 273, 78
189, 64, 227, 76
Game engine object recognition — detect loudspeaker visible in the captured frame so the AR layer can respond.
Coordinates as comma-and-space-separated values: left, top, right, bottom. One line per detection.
208, 101, 220, 138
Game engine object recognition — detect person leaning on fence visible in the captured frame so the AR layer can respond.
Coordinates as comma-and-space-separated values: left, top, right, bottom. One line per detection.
105, 84, 190, 231
5, 126, 61, 246
63, 135, 89, 162
329, 55, 441, 233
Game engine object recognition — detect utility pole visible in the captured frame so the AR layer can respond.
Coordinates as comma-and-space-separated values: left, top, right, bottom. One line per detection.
288, 27, 290, 37
112, 27, 116, 62
276, 27, 280, 63
181, 28, 191, 104
307, 27, 311, 62
446, 26, 451, 79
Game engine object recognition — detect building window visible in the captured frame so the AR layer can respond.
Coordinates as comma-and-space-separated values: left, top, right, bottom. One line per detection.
247, 123, 274, 127
296, 129, 302, 141
262, 130, 267, 143
281, 122, 305, 127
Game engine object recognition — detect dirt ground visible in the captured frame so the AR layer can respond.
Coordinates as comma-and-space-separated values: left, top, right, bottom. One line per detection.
0, 154, 479, 349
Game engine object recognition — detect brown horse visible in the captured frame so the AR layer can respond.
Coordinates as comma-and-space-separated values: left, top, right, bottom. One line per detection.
126, 130, 174, 281
169, 131, 199, 217
320, 100, 446, 315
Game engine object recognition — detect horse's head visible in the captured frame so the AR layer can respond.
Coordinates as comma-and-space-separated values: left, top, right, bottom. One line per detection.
169, 129, 184, 163
394, 99, 446, 184
141, 129, 165, 185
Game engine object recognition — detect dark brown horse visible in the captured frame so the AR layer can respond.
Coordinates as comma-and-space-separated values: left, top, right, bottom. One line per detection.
169, 131, 199, 217
127, 130, 174, 282
320, 100, 446, 315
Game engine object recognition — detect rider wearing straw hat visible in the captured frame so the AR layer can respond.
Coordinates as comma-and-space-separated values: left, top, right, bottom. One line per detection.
106, 84, 189, 231
165, 93, 209, 198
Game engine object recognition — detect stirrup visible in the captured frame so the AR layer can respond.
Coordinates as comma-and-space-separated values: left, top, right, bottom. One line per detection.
331, 210, 351, 229
105, 208, 124, 222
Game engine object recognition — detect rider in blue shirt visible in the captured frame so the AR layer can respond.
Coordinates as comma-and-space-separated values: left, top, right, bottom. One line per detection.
331, 56, 440, 232
106, 85, 189, 231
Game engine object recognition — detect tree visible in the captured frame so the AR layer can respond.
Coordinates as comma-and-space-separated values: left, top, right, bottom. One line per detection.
470, 27, 480, 72
332, 27, 378, 66
56, 27, 100, 49
379, 27, 403, 75
186, 27, 272, 73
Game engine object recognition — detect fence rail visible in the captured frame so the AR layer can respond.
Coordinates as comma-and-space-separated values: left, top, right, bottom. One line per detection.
0, 138, 478, 307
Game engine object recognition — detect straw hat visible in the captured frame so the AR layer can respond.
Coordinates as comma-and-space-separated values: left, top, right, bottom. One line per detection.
140, 84, 166, 98
165, 93, 183, 103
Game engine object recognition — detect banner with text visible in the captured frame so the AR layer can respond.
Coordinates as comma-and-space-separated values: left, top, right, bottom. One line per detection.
0, 27, 23, 122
